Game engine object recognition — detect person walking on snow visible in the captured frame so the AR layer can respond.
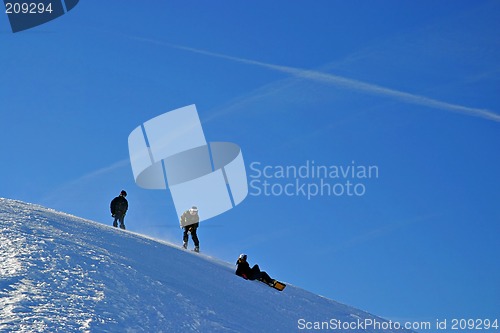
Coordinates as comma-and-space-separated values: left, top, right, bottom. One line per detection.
180, 206, 200, 252
110, 190, 128, 230
235, 254, 275, 285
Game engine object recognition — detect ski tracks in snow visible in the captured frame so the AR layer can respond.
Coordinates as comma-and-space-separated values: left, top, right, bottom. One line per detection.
0, 199, 106, 332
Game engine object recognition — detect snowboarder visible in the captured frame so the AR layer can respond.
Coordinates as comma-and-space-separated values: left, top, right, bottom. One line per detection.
235, 254, 275, 286
110, 190, 128, 230
180, 206, 200, 252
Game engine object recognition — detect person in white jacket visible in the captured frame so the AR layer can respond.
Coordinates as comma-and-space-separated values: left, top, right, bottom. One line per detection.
180, 206, 199, 252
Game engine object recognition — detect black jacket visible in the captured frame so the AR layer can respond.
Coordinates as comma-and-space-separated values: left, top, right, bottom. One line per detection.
235, 259, 252, 279
110, 195, 128, 216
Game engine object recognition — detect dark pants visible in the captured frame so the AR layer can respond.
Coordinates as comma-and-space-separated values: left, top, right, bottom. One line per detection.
249, 264, 273, 284
183, 226, 199, 246
113, 213, 125, 229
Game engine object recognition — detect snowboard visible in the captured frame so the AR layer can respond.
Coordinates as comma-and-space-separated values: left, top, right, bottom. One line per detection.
272, 280, 286, 291
262, 280, 286, 291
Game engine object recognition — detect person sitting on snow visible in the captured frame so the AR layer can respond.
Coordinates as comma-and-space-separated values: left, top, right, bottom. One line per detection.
235, 254, 275, 286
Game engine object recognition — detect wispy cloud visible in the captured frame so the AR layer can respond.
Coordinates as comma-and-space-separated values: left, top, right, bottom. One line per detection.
41, 159, 130, 206
78, 159, 131, 181
132, 36, 500, 123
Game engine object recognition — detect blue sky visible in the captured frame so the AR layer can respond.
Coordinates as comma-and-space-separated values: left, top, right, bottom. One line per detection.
1, 0, 499, 328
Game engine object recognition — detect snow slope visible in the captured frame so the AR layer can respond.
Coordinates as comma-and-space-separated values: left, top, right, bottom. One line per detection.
0, 198, 414, 333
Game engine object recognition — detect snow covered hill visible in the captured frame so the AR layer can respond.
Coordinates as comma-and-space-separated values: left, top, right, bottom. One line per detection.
0, 198, 414, 333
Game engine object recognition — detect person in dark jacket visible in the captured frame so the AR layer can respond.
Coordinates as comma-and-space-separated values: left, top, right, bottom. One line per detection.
110, 190, 128, 230
235, 254, 275, 285
180, 206, 200, 252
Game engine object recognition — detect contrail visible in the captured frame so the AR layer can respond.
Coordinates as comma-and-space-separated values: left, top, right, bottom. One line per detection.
41, 159, 130, 200
132, 36, 500, 123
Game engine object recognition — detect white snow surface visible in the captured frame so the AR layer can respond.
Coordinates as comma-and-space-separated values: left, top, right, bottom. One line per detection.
0, 198, 413, 333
